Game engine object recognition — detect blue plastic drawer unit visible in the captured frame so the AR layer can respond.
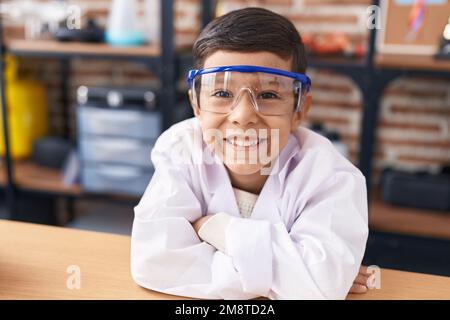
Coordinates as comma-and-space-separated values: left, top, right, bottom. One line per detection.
79, 135, 155, 168
77, 105, 161, 197
77, 105, 161, 139
81, 163, 154, 196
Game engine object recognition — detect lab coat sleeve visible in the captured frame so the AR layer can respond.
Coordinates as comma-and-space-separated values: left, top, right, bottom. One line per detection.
130, 134, 259, 300
224, 171, 369, 300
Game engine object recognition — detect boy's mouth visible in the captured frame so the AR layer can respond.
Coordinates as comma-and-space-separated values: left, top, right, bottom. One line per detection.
224, 135, 268, 148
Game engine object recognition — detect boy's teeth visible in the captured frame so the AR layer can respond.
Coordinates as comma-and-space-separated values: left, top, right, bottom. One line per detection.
235, 139, 256, 147
226, 137, 264, 147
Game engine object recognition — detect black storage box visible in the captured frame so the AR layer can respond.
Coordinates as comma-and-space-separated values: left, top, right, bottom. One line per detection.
380, 169, 450, 212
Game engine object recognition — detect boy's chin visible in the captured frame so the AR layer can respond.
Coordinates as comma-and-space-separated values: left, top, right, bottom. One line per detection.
224, 162, 267, 176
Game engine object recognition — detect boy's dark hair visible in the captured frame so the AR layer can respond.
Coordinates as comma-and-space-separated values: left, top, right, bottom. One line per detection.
193, 7, 307, 73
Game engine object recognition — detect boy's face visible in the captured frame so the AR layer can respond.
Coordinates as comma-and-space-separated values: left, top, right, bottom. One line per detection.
190, 50, 311, 177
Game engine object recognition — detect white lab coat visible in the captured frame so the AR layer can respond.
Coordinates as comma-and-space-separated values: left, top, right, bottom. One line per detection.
131, 117, 368, 300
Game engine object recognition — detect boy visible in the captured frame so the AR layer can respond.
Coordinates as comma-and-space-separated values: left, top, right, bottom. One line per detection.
131, 7, 369, 299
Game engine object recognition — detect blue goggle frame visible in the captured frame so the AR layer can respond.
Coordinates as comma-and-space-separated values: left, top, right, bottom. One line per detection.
187, 65, 312, 92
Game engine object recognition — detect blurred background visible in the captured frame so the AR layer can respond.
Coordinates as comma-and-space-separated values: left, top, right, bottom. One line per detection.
0, 0, 449, 276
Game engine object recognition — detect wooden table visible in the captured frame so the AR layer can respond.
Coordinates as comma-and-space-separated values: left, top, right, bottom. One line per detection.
1, 220, 450, 300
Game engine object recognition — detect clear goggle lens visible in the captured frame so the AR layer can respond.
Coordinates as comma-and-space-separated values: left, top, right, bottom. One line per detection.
191, 71, 304, 116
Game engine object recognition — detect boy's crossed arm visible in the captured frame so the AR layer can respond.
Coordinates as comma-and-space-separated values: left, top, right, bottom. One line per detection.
192, 214, 370, 295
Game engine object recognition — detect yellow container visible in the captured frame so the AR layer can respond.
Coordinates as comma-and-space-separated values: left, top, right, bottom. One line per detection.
0, 56, 48, 159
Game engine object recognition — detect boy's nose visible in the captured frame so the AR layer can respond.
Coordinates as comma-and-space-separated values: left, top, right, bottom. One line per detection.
227, 89, 259, 126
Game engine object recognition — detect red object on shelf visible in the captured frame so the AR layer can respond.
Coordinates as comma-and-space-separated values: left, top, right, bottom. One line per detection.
302, 32, 365, 58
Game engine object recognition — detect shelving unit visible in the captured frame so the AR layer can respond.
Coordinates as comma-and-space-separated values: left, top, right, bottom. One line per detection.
314, 47, 450, 273
366, 48, 450, 272
0, 0, 212, 222
359, 53, 450, 199
1, 0, 449, 242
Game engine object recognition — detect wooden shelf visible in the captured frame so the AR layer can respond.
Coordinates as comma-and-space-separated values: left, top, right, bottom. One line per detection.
0, 160, 143, 200
369, 193, 450, 240
375, 53, 450, 72
0, 160, 81, 196
6, 39, 162, 58
308, 55, 367, 70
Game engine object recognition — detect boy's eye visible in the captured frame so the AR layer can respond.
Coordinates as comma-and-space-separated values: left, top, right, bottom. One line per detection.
259, 91, 279, 99
212, 90, 232, 98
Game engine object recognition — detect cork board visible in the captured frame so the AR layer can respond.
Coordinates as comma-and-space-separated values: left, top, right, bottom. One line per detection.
377, 0, 450, 55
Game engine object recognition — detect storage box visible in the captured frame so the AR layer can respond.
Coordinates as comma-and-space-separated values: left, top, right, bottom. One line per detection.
381, 169, 450, 211
77, 105, 161, 139
79, 135, 154, 168
81, 163, 153, 196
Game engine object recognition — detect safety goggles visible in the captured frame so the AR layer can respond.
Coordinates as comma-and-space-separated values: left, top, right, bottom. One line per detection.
187, 65, 311, 116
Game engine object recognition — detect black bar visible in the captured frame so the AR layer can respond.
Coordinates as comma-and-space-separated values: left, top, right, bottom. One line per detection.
358, 75, 379, 195
0, 15, 17, 219
364, 0, 379, 68
202, 0, 214, 28
60, 58, 71, 139
160, 0, 176, 130
357, 0, 380, 195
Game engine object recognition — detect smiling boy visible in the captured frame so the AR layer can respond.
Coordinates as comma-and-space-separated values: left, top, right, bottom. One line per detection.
131, 7, 369, 299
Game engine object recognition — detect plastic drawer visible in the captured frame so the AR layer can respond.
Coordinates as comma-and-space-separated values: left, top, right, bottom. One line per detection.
81, 163, 153, 196
77, 106, 161, 139
79, 136, 154, 168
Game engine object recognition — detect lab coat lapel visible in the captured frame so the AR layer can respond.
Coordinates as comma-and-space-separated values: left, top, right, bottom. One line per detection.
250, 178, 281, 224
250, 135, 300, 224
203, 149, 241, 218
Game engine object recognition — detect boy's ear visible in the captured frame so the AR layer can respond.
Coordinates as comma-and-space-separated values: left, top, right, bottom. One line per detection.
188, 89, 201, 118
291, 92, 312, 131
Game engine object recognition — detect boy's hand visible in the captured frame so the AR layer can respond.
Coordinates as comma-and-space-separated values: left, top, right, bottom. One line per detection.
349, 266, 370, 294
192, 215, 212, 234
